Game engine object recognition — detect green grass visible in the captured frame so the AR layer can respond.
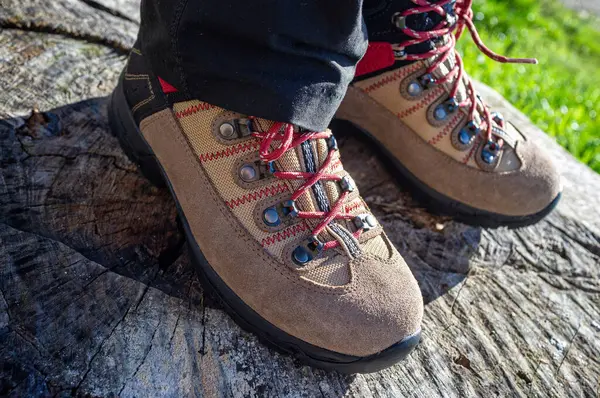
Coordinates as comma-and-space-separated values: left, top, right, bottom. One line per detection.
456, 0, 600, 172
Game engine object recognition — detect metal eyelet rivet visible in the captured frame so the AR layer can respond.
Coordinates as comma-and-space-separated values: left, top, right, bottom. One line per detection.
239, 164, 257, 182
263, 207, 281, 227
394, 49, 407, 58
446, 12, 458, 27
419, 74, 436, 88
219, 122, 236, 139
281, 199, 299, 217
407, 81, 424, 97
491, 111, 504, 126
458, 129, 474, 145
292, 246, 310, 265
392, 12, 407, 30
444, 98, 459, 113
481, 141, 501, 164
458, 120, 480, 146
266, 161, 277, 174
327, 136, 338, 151
434, 104, 448, 121
481, 149, 495, 164
339, 176, 356, 193
292, 236, 324, 266
354, 214, 378, 231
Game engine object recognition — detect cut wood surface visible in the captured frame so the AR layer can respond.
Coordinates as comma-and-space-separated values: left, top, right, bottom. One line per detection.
1, 1, 599, 397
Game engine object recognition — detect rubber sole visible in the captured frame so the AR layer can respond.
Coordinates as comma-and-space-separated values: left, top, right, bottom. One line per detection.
108, 79, 421, 374
331, 118, 561, 229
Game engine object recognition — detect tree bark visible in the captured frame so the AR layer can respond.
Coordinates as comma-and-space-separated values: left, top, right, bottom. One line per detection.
0, 1, 599, 397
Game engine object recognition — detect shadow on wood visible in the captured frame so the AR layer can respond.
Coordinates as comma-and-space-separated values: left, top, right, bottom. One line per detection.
1, 98, 473, 396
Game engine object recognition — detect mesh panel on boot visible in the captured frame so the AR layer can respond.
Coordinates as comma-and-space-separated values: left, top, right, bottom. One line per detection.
362, 234, 392, 259
301, 253, 350, 286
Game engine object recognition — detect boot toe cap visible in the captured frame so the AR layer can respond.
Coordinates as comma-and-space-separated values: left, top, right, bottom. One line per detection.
492, 138, 562, 216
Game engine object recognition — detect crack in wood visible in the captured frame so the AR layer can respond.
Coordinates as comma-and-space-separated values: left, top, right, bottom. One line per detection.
73, 299, 134, 393
78, 0, 139, 24
554, 322, 582, 378
117, 318, 162, 396
0, 22, 130, 55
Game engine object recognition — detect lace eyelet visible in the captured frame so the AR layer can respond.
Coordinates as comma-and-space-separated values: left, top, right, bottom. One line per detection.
327, 136, 338, 151
407, 81, 424, 97
217, 118, 253, 140
433, 104, 448, 121
394, 49, 407, 59
257, 198, 298, 230
391, 12, 407, 30
292, 236, 324, 266
433, 97, 460, 121
280, 199, 299, 218
419, 73, 436, 88
239, 164, 258, 182
339, 176, 356, 193
444, 98, 459, 113
452, 120, 479, 151
354, 214, 378, 231
458, 129, 472, 145
237, 160, 275, 184
481, 141, 500, 164
491, 111, 505, 127
219, 122, 236, 139
262, 207, 281, 227
475, 139, 503, 171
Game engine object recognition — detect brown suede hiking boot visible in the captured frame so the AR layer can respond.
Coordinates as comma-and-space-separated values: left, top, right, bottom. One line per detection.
336, 0, 562, 227
108, 47, 423, 373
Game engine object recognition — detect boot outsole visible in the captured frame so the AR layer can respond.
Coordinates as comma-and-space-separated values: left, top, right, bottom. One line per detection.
331, 119, 561, 229
108, 79, 421, 374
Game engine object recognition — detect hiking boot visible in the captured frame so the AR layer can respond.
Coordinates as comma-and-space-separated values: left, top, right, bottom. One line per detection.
108, 46, 423, 373
336, 0, 562, 227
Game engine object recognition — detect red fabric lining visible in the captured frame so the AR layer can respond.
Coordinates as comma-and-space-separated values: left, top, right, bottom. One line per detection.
361, 63, 422, 93
355, 42, 396, 77
158, 76, 178, 94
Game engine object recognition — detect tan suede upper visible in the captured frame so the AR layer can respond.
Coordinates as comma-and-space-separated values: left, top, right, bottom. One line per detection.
337, 56, 561, 216
139, 107, 423, 357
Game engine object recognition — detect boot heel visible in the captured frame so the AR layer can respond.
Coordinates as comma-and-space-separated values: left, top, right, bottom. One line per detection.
108, 77, 165, 188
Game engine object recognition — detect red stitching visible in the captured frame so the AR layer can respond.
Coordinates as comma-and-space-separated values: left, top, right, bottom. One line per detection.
361, 63, 421, 94
261, 222, 309, 247
226, 183, 289, 209
199, 141, 260, 162
396, 88, 444, 119
428, 113, 463, 145
344, 200, 364, 213
327, 158, 342, 171
175, 102, 216, 118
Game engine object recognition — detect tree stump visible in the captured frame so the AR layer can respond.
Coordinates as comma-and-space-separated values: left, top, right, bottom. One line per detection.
1, 1, 599, 397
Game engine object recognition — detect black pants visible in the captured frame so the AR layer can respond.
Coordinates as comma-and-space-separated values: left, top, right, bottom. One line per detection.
139, 0, 405, 131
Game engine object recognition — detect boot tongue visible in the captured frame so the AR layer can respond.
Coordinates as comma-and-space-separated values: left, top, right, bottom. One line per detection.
253, 119, 392, 260
252, 119, 343, 217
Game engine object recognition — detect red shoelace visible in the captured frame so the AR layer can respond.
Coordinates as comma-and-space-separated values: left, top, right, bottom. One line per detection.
393, 0, 537, 143
252, 121, 361, 250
